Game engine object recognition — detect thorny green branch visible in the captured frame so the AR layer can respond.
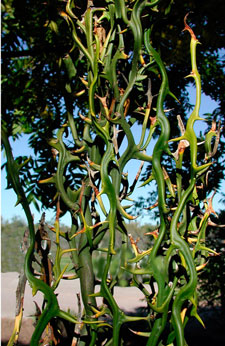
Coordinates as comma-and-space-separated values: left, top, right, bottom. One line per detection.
2, 2, 221, 346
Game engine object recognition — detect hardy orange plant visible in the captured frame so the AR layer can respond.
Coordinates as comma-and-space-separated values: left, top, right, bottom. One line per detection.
2, 1, 221, 345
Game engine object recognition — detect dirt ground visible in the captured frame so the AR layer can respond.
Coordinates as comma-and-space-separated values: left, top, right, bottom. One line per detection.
1, 272, 225, 345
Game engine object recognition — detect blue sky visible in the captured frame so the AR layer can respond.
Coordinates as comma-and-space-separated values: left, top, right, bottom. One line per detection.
1, 87, 224, 226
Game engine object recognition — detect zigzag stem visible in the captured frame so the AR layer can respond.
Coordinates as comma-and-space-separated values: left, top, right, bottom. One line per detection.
170, 14, 211, 179
1, 130, 61, 345
170, 16, 212, 346
143, 27, 172, 346
170, 180, 197, 346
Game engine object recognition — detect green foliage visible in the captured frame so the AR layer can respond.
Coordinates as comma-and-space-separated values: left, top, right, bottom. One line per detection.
1, 216, 70, 273
1, 217, 27, 272
1, 1, 224, 346
197, 211, 225, 311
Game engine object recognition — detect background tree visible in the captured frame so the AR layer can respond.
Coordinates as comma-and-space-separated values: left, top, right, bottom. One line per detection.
1, 217, 28, 272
